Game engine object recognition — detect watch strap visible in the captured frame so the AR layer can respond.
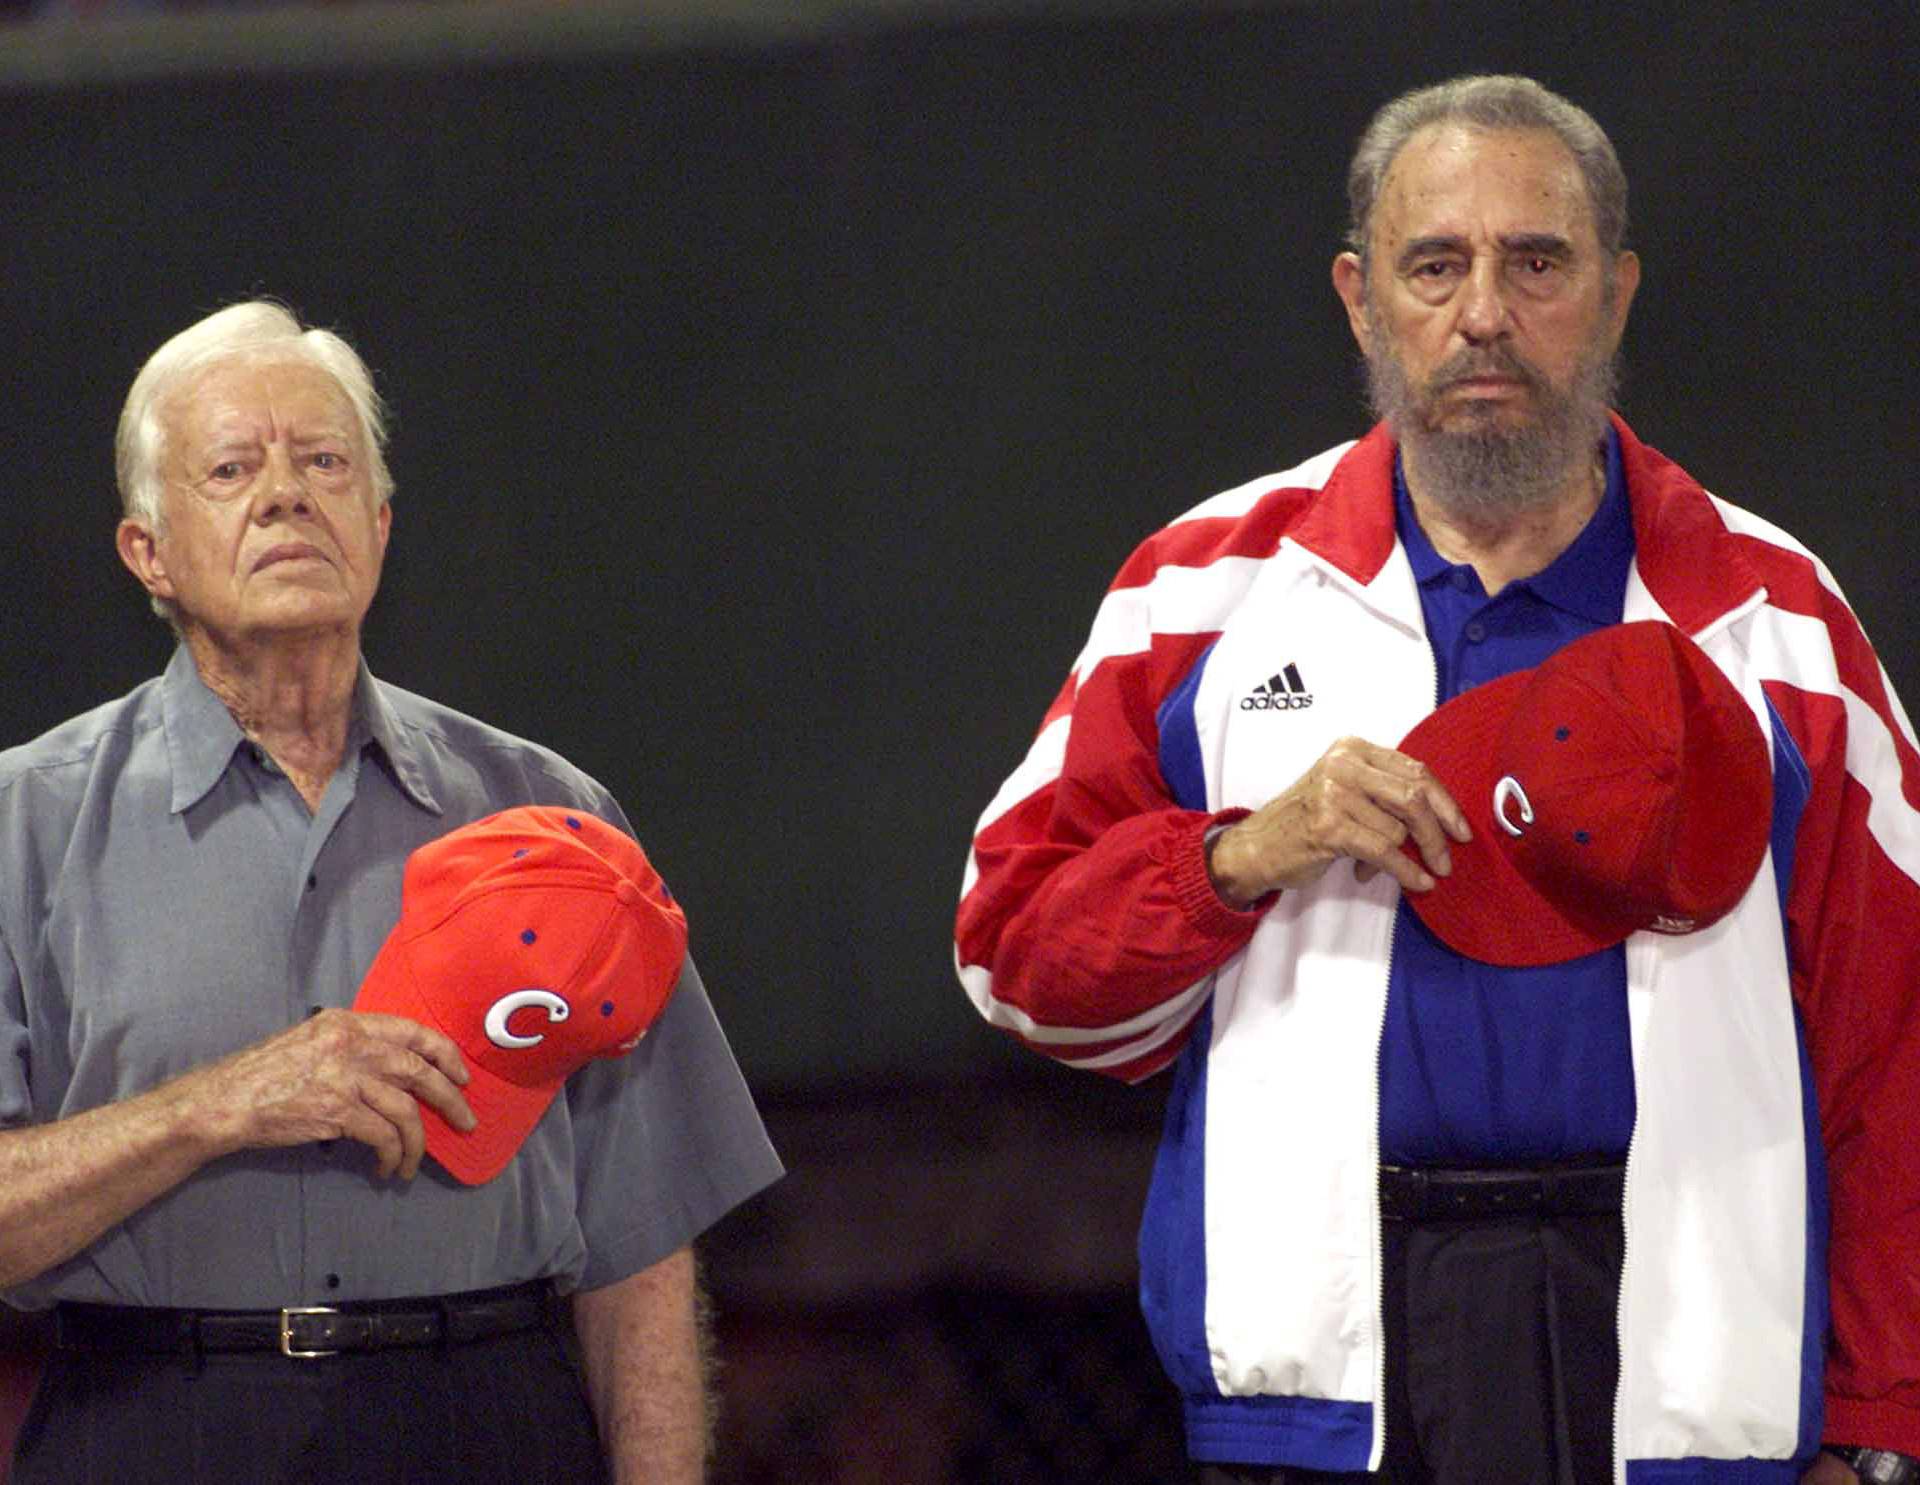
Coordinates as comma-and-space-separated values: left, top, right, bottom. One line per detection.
1832, 1446, 1920, 1485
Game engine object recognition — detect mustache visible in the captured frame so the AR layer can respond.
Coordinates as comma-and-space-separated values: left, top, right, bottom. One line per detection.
1426, 344, 1548, 396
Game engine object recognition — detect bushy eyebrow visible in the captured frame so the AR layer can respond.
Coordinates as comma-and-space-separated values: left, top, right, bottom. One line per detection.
1394, 232, 1576, 271
1499, 233, 1575, 259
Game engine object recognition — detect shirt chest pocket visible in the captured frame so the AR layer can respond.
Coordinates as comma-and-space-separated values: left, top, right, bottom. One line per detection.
46, 831, 303, 1093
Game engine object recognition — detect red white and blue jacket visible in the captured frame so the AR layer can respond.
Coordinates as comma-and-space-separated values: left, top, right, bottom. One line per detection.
954, 417, 1920, 1481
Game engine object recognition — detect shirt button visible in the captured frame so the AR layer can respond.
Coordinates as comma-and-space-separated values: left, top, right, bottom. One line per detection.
326, 1273, 342, 1290
1451, 569, 1474, 592
1465, 621, 1488, 643
306, 874, 318, 891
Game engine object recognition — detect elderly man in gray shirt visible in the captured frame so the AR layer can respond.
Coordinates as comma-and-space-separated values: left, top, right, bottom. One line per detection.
0, 301, 782, 1484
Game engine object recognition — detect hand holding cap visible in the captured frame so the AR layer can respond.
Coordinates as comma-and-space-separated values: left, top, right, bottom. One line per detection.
353, 807, 688, 1184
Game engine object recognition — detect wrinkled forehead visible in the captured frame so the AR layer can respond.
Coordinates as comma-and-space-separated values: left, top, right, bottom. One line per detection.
1370, 122, 1598, 257
161, 353, 362, 454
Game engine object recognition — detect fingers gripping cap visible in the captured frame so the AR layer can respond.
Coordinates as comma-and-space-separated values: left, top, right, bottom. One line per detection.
1395, 621, 1773, 966
353, 807, 688, 1184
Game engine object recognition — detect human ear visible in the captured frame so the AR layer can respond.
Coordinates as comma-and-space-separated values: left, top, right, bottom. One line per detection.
1332, 252, 1371, 351
115, 518, 174, 600
1607, 250, 1642, 344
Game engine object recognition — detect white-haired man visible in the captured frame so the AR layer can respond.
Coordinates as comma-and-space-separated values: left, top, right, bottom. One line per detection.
0, 302, 782, 1483
956, 75, 1920, 1485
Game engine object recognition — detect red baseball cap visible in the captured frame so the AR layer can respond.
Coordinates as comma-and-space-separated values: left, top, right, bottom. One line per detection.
1395, 621, 1772, 967
353, 806, 688, 1185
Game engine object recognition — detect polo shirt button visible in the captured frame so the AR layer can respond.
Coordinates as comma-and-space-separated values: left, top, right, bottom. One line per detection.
1465, 621, 1487, 643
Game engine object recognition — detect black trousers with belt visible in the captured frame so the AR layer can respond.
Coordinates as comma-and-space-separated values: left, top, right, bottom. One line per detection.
11, 1286, 610, 1485
1199, 1168, 1627, 1485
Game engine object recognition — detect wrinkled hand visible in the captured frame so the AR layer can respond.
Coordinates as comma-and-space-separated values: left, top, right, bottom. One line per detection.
1208, 736, 1472, 906
185, 1009, 474, 1181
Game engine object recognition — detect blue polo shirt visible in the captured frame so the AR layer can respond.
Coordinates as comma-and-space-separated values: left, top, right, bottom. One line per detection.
1378, 430, 1638, 1164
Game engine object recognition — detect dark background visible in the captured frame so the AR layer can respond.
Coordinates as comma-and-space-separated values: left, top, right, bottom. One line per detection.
4, 0, 1916, 1092
1, 2, 1915, 1477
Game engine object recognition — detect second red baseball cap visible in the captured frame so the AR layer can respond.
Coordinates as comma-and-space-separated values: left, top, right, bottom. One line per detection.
1395, 621, 1772, 967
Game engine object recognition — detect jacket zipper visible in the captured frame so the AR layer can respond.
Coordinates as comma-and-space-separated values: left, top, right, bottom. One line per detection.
1369, 919, 1395, 1473
1609, 947, 1645, 1485
1370, 629, 1441, 1471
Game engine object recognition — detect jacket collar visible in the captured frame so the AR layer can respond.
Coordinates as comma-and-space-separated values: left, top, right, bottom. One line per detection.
1287, 415, 1766, 631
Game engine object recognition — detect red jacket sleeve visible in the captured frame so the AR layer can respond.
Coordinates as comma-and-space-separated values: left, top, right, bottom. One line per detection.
1755, 547, 1920, 1454
954, 513, 1293, 1082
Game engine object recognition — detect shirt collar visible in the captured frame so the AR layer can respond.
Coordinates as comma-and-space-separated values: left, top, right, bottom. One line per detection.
159, 646, 442, 816
159, 646, 246, 814
354, 666, 443, 815
1394, 425, 1632, 623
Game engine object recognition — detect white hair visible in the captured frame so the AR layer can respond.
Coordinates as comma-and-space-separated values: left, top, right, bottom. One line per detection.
115, 300, 395, 530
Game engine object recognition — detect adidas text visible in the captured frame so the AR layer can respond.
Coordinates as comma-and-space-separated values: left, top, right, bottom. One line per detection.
1242, 665, 1314, 710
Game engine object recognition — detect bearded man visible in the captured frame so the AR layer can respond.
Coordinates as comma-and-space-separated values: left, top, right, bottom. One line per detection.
955, 75, 1920, 1485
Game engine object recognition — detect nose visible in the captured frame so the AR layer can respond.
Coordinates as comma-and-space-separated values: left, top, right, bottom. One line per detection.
1455, 258, 1512, 345
254, 447, 312, 520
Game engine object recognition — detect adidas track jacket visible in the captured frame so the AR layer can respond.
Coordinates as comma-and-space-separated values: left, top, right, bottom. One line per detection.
954, 417, 1920, 1481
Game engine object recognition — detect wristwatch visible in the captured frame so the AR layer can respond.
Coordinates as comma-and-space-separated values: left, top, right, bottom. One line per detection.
1830, 1446, 1920, 1485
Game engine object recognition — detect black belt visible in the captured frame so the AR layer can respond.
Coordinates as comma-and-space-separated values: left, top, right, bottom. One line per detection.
1379, 1162, 1625, 1222
52, 1279, 551, 1360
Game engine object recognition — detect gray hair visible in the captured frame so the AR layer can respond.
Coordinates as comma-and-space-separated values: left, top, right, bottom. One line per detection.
115, 300, 395, 531
1345, 75, 1628, 264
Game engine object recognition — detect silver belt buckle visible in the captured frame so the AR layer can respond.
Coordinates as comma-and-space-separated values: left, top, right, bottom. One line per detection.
280, 1305, 339, 1359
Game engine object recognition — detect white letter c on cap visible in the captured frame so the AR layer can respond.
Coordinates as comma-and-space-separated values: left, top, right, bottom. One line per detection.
484, 989, 571, 1049
1493, 776, 1534, 837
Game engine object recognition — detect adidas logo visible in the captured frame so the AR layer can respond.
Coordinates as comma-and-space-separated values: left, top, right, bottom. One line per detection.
1240, 663, 1314, 711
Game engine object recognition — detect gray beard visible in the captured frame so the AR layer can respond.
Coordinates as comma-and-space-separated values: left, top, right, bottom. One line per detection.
1363, 303, 1619, 520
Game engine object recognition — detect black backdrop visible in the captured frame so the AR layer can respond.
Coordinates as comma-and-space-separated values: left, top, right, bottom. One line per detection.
2, 0, 1915, 1095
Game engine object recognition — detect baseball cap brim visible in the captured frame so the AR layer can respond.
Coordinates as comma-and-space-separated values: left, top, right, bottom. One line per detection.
352, 929, 567, 1186
418, 1055, 561, 1187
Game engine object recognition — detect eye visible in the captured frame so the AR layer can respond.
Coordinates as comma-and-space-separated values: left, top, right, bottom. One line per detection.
1508, 252, 1568, 282
310, 451, 342, 470
210, 461, 245, 481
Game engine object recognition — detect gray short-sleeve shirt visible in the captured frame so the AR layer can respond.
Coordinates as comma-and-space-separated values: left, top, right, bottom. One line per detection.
0, 647, 782, 1310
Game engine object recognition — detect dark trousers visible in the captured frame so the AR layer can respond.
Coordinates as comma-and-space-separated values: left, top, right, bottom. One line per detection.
10, 1325, 610, 1485
1198, 1207, 1624, 1485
